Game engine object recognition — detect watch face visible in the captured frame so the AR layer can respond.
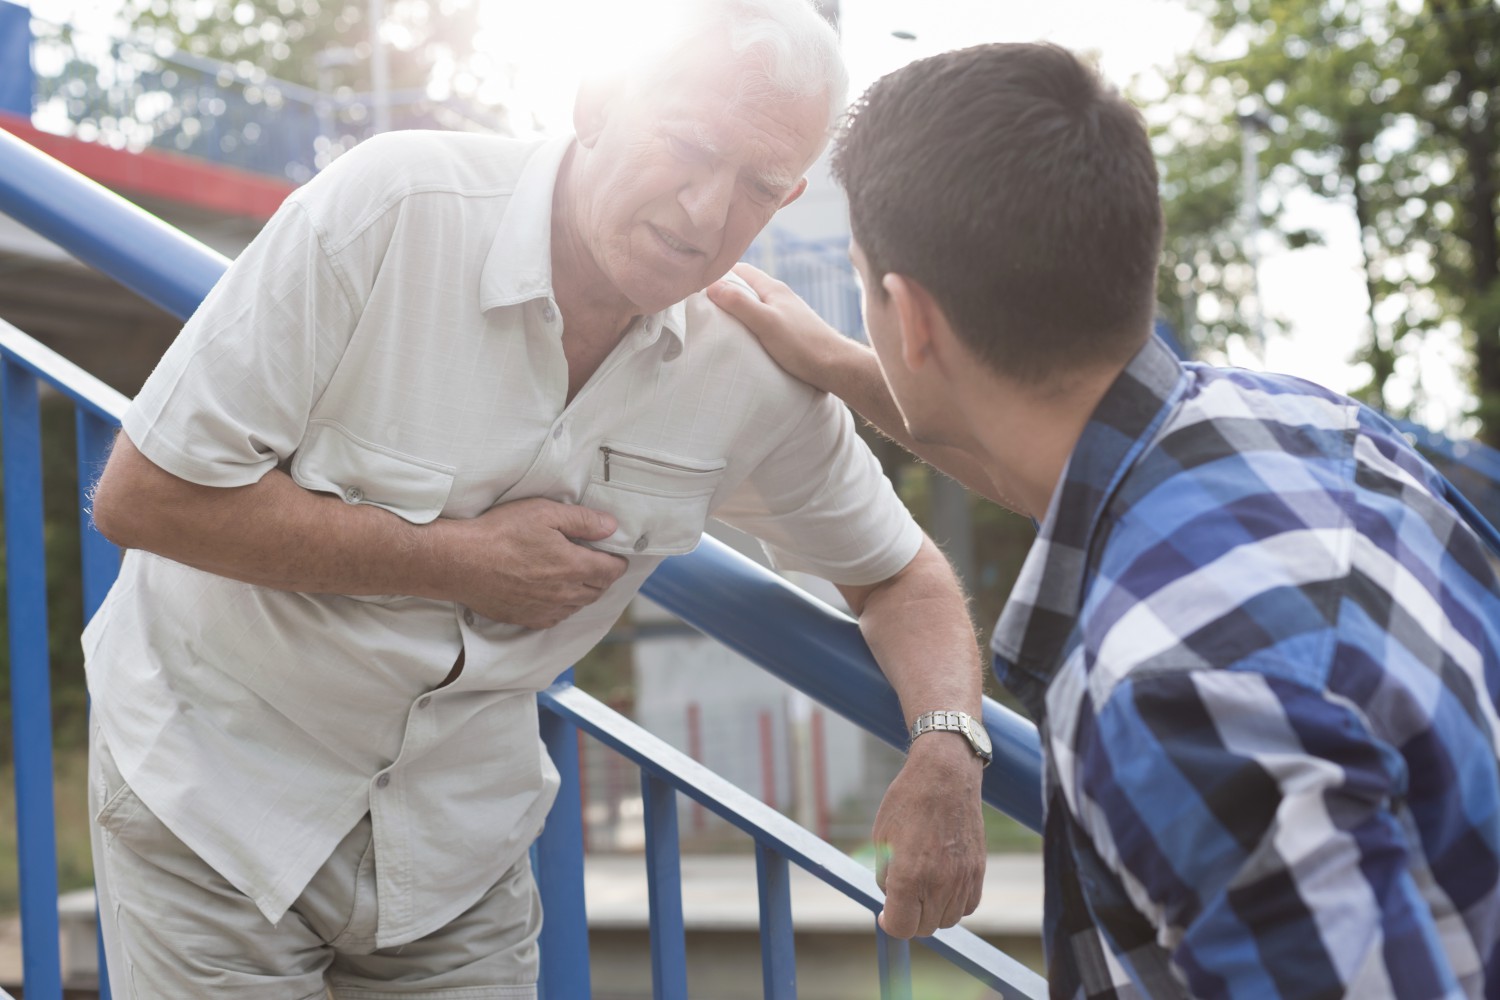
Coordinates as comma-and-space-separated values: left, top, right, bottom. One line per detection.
967, 718, 993, 755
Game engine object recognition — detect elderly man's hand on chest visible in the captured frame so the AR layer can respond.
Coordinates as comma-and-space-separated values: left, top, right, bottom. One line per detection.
434, 497, 629, 630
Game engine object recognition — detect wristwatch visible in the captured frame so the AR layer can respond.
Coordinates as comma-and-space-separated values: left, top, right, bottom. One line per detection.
909, 710, 993, 767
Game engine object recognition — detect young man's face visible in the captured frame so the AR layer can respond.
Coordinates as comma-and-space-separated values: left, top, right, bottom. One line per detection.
852, 238, 960, 447
852, 238, 919, 427
573, 53, 825, 315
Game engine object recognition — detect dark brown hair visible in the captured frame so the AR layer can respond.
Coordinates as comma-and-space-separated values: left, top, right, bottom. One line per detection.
832, 43, 1164, 381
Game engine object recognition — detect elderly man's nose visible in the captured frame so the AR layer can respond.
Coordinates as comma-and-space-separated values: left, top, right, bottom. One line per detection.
679, 169, 735, 231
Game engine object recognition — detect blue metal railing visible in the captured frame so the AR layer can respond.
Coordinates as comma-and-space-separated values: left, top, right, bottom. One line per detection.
0, 317, 129, 1000
0, 124, 1046, 997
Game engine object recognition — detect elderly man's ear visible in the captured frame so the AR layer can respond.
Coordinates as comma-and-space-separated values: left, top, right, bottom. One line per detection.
573, 76, 620, 147
779, 178, 810, 210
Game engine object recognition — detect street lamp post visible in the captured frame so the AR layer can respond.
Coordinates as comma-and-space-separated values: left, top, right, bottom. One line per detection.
368, 0, 391, 133
1238, 108, 1273, 351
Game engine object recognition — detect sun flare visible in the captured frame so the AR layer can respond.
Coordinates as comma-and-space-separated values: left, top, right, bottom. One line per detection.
473, 0, 689, 137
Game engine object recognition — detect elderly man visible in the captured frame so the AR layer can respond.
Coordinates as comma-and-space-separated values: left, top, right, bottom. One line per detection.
84, 1, 989, 996
712, 41, 1500, 1000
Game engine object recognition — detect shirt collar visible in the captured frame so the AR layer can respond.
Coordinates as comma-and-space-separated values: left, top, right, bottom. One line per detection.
477, 132, 687, 354
990, 334, 1187, 718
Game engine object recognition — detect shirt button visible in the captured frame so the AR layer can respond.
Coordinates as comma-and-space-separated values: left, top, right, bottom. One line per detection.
552, 423, 565, 440
417, 695, 431, 709
542, 303, 556, 322
375, 773, 391, 789
343, 485, 364, 504
633, 535, 649, 552
463, 608, 476, 626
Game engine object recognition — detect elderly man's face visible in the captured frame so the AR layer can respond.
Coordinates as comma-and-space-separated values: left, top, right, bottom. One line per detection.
571, 56, 827, 315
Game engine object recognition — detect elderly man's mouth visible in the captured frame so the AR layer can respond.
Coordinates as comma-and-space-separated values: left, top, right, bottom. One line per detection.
650, 225, 705, 257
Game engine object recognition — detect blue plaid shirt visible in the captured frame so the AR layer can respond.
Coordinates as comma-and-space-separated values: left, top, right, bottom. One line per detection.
991, 336, 1500, 999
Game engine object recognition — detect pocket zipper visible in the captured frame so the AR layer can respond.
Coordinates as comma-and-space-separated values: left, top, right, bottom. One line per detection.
600, 446, 710, 483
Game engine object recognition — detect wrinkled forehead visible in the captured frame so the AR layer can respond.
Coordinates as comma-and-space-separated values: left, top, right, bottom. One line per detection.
635, 49, 832, 167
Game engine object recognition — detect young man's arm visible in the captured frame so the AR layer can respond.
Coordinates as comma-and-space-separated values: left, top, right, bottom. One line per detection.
837, 537, 988, 939
93, 433, 629, 630
708, 265, 1004, 503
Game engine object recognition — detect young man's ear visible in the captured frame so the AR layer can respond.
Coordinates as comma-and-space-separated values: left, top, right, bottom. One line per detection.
883, 273, 945, 373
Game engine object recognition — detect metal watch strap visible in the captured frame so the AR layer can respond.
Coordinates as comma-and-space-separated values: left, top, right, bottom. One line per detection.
909, 709, 992, 766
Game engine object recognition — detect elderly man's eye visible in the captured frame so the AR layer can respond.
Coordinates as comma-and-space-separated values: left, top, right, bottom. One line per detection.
666, 135, 699, 160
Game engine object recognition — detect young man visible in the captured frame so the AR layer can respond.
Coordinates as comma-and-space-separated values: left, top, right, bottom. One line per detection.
84, 2, 990, 995
710, 42, 1500, 999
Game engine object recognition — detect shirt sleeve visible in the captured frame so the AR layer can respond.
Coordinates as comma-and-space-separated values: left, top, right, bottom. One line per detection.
711, 391, 924, 587
1074, 667, 1464, 1000
123, 198, 359, 487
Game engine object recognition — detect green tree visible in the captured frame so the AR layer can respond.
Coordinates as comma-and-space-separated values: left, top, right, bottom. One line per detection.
1146, 0, 1500, 442
119, 0, 484, 94
30, 0, 504, 178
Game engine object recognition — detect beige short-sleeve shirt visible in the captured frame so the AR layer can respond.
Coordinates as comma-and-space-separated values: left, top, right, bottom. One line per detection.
84, 131, 922, 947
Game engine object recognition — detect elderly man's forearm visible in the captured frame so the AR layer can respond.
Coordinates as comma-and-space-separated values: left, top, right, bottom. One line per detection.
92, 436, 445, 597
838, 537, 982, 721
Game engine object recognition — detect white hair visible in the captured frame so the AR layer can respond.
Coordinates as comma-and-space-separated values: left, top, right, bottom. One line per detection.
627, 0, 849, 129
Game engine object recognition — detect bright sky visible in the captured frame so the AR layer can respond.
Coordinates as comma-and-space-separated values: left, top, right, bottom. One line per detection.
23, 0, 1472, 430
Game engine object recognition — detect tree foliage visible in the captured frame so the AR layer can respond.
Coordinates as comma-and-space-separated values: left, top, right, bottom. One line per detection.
1146, 0, 1500, 442
30, 0, 504, 178
120, 0, 484, 96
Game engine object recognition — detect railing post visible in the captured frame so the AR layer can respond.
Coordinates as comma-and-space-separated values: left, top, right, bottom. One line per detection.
2, 356, 63, 1000
755, 842, 797, 999
535, 675, 592, 1000
642, 772, 688, 1000
876, 920, 913, 1000
75, 410, 118, 1000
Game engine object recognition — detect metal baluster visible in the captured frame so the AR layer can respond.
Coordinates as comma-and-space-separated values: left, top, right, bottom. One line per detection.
536, 675, 592, 1000
642, 772, 688, 1000
876, 920, 913, 1000
755, 842, 796, 999
75, 408, 118, 1000
3, 357, 63, 999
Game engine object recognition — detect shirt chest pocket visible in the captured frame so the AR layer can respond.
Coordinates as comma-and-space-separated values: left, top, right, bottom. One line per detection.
291, 420, 457, 524
579, 444, 726, 556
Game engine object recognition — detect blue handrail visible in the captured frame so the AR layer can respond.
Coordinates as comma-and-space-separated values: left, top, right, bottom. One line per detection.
535, 684, 1047, 998
0, 125, 227, 318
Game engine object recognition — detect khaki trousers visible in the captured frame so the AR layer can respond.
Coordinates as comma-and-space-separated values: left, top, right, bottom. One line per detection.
88, 720, 542, 999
